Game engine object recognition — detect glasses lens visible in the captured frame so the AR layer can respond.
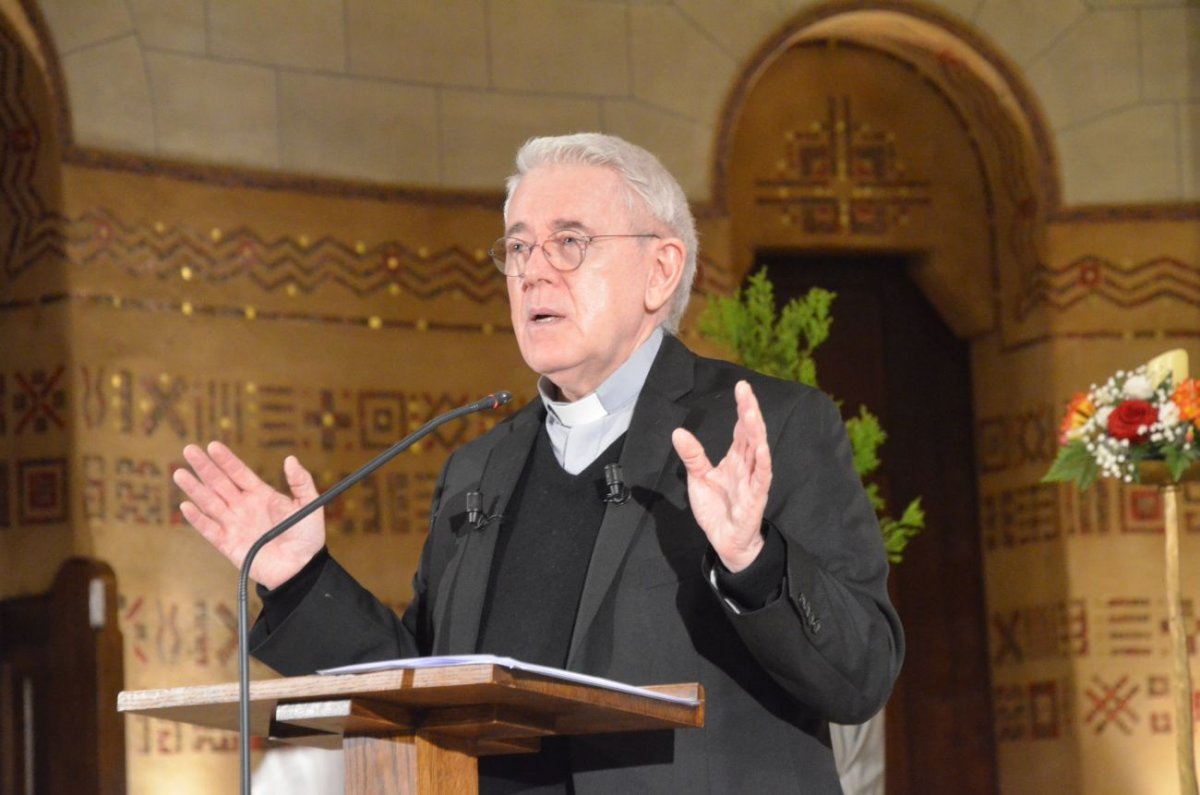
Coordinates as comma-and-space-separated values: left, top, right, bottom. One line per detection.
491, 237, 521, 275
546, 232, 586, 270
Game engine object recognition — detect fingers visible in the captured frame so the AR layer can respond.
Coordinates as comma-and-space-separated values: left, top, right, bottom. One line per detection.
283, 455, 320, 504
735, 381, 767, 447
207, 441, 269, 493
672, 427, 712, 477
177, 442, 251, 508
173, 452, 236, 526
731, 381, 770, 478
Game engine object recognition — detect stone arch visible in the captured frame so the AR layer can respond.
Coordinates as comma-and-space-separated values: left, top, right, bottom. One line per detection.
0, 5, 72, 598
714, 0, 1057, 345
0, 4, 66, 290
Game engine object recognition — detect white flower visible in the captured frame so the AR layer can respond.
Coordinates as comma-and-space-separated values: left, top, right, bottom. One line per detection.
1122, 374, 1154, 400
1095, 406, 1114, 428
1159, 401, 1181, 427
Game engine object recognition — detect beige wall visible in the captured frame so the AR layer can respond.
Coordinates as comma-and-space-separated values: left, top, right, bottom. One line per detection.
720, 15, 1200, 794
29, 0, 1200, 206
2, 1, 1198, 793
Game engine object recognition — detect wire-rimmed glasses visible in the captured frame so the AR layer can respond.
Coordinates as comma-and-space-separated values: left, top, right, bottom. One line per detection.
489, 230, 660, 277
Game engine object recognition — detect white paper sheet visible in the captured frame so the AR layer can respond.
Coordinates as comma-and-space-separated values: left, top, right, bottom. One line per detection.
317, 654, 700, 706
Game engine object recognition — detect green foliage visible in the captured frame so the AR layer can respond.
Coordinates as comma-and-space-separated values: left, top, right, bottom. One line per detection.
1040, 440, 1099, 491
697, 266, 925, 564
881, 499, 925, 565
1165, 443, 1200, 482
845, 407, 884, 480
699, 270, 833, 388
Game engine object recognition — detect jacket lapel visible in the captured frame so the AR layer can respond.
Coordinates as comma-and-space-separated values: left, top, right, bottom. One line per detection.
433, 402, 543, 654
566, 336, 695, 667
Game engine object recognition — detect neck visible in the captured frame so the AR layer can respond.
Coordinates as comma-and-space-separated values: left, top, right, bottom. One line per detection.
550, 322, 663, 403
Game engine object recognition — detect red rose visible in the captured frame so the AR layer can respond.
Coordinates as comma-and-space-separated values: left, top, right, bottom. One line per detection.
1107, 400, 1158, 442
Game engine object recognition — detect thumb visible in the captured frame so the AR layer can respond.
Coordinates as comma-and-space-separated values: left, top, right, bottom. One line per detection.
283, 456, 320, 504
672, 428, 711, 477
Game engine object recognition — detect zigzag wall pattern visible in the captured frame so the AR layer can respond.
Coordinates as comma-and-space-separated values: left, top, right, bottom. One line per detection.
0, 20, 65, 280
71, 208, 506, 303
53, 209, 734, 319
1019, 255, 1200, 318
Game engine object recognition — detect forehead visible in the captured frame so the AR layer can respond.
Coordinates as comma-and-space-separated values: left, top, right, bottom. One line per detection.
505, 164, 634, 232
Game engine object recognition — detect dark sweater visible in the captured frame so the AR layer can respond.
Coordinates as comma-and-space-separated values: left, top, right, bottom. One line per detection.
477, 427, 624, 794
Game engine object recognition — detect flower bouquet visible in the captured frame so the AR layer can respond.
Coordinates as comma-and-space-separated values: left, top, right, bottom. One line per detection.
1043, 350, 1199, 490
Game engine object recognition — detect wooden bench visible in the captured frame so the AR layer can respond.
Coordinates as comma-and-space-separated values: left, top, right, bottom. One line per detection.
1, 558, 126, 794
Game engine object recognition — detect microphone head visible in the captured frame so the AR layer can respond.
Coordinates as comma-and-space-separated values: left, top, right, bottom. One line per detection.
492, 390, 514, 408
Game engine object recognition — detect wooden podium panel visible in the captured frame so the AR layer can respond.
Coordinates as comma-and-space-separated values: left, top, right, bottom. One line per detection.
118, 663, 703, 794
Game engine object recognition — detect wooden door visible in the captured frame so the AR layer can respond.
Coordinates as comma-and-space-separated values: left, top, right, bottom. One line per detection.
758, 253, 997, 795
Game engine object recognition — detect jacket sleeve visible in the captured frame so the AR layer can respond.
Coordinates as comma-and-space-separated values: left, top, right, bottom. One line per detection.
707, 387, 905, 724
249, 457, 454, 675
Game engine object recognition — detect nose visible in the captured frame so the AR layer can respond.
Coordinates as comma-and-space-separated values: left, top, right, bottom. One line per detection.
518, 241, 557, 284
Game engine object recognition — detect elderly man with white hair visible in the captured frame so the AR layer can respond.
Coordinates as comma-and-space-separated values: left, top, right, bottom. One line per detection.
175, 133, 904, 793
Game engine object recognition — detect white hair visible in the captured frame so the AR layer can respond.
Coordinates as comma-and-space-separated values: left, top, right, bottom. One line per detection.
504, 133, 698, 333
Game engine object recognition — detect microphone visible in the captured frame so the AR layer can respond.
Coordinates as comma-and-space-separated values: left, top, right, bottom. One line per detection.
603, 462, 630, 504
235, 390, 512, 794
465, 490, 503, 529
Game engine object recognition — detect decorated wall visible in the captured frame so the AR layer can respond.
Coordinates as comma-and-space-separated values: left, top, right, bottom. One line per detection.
1, 0, 1198, 793
721, 7, 1200, 794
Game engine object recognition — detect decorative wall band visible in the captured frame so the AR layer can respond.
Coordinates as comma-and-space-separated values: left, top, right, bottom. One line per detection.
72, 291, 516, 334
0, 19, 66, 279
53, 209, 734, 307
68, 209, 507, 304
1020, 255, 1200, 318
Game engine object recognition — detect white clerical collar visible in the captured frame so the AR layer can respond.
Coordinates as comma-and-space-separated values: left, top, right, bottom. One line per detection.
538, 327, 664, 428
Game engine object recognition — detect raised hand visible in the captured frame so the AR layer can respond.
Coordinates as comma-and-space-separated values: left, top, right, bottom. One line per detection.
173, 442, 326, 589
671, 380, 773, 572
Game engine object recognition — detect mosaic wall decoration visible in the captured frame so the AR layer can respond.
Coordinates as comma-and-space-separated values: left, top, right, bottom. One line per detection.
27, 209, 734, 329
990, 599, 1088, 666
71, 209, 505, 304
10, 366, 67, 434
981, 480, 1200, 553
981, 484, 1060, 551
82, 451, 442, 540
994, 675, 1200, 744
993, 677, 1074, 741
0, 18, 65, 282
1019, 254, 1200, 320
76, 364, 524, 452
16, 456, 67, 524
128, 716, 261, 757
989, 596, 1199, 666
121, 592, 239, 671
976, 406, 1059, 474
77, 363, 529, 545
996, 675, 1200, 743
754, 95, 932, 235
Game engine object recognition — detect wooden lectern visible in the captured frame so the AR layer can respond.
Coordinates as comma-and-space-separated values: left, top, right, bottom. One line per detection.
118, 662, 704, 794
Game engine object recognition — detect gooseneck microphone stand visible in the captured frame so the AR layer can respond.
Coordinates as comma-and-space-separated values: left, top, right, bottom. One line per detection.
235, 391, 512, 794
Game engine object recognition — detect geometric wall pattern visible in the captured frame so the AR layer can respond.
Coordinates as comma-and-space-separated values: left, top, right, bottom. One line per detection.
753, 95, 932, 236
58, 208, 735, 322
0, 20, 63, 280
1021, 254, 1200, 319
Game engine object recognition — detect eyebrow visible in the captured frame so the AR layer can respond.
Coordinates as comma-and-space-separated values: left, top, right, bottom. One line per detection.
504, 219, 592, 237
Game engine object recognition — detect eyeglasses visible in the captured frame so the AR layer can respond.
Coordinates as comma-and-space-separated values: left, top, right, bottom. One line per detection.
488, 231, 660, 277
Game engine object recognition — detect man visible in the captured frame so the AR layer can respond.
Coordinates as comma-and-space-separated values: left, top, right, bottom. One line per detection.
174, 133, 903, 792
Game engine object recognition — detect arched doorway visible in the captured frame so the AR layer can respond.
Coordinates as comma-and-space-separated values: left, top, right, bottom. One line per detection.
716, 5, 1060, 793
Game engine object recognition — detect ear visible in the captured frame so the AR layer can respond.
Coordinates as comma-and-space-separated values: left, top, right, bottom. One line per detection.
643, 237, 686, 316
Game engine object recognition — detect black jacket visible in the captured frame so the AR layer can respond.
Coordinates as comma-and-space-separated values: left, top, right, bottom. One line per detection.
252, 334, 904, 793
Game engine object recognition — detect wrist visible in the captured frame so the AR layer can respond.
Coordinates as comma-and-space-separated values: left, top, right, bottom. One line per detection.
717, 534, 765, 573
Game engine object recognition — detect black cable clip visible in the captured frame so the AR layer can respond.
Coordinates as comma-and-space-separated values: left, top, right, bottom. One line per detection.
603, 463, 630, 505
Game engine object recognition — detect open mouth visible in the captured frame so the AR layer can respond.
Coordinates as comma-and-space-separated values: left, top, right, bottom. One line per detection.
531, 311, 563, 324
